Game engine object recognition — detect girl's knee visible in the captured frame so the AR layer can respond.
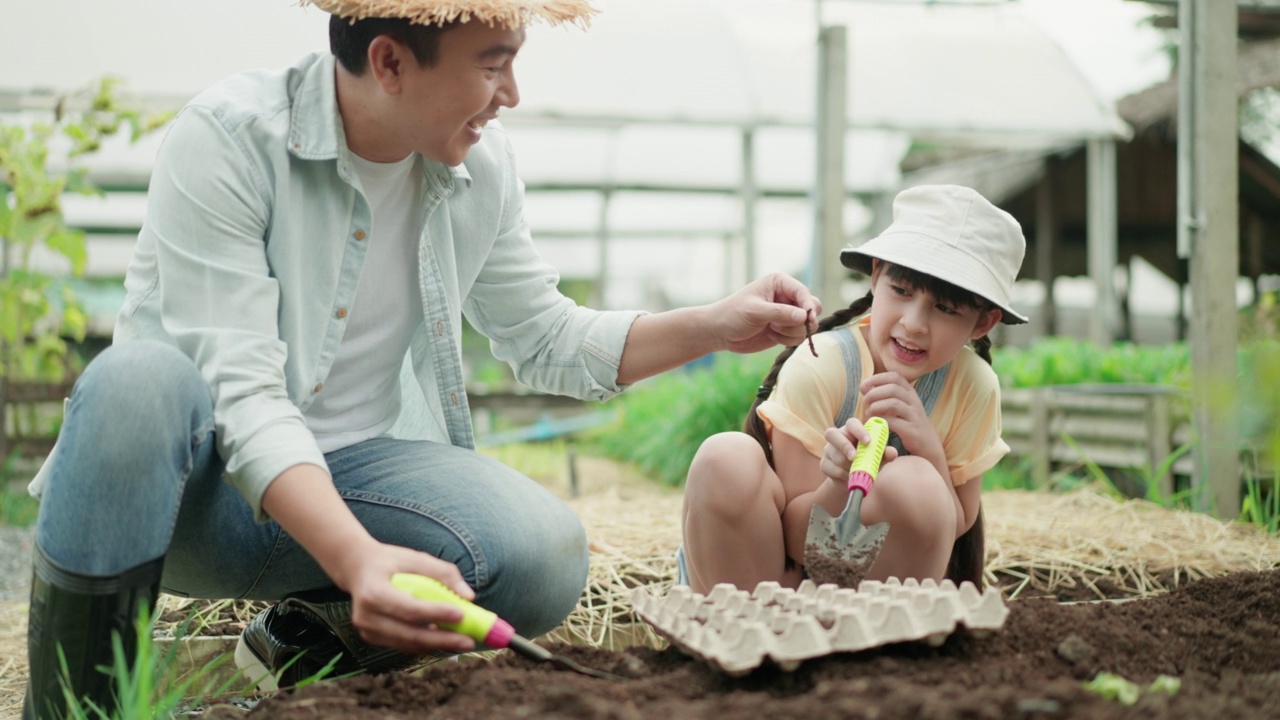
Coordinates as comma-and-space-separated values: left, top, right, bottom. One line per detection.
874, 457, 956, 540
685, 432, 774, 519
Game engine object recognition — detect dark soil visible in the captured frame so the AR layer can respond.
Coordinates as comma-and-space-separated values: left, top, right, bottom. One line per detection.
226, 569, 1280, 720
803, 540, 880, 588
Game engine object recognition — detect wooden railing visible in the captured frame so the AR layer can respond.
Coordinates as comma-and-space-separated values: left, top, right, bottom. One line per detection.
1002, 384, 1194, 497
0, 377, 74, 460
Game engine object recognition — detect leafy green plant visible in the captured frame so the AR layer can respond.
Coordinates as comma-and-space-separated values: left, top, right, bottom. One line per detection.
0, 77, 170, 384
1239, 468, 1280, 534
1058, 432, 1200, 509
53, 606, 249, 720
0, 467, 40, 526
588, 352, 775, 487
992, 338, 1191, 389
1238, 339, 1280, 461
980, 456, 1036, 492
47, 600, 360, 719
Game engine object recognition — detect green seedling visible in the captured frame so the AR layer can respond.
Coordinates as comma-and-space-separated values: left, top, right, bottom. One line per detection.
1083, 672, 1181, 706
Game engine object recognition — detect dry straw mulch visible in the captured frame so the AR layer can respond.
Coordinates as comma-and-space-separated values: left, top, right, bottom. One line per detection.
984, 488, 1280, 600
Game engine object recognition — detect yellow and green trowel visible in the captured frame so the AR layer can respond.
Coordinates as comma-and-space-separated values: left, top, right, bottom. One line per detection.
803, 416, 892, 585
391, 573, 624, 681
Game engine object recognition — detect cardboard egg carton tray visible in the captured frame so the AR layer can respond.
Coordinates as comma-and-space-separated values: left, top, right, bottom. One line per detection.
631, 577, 1009, 676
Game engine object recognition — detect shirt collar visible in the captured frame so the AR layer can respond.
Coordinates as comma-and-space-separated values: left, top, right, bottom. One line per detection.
287, 53, 473, 188
288, 53, 343, 161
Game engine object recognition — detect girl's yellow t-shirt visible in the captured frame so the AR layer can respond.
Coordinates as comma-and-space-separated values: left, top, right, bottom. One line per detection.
757, 318, 1009, 486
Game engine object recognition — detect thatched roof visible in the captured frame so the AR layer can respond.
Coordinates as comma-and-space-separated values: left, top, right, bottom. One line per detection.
1117, 36, 1280, 135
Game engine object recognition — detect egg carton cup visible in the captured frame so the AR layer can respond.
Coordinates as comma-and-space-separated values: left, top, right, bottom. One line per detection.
630, 577, 1009, 676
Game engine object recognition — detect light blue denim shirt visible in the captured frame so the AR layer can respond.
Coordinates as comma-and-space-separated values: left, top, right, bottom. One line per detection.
93, 52, 642, 521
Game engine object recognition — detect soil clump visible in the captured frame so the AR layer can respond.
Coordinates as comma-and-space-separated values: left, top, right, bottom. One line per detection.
227, 568, 1280, 719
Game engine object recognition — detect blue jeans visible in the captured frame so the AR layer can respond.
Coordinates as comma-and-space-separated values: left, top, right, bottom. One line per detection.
34, 340, 589, 637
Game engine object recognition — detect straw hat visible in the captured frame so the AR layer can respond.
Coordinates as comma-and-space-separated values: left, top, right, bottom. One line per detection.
840, 184, 1028, 324
299, 0, 599, 28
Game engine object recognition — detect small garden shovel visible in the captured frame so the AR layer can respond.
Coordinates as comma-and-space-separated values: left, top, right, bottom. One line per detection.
391, 573, 625, 681
803, 416, 892, 584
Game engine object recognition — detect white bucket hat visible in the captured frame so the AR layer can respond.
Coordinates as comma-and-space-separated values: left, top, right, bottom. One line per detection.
840, 184, 1028, 325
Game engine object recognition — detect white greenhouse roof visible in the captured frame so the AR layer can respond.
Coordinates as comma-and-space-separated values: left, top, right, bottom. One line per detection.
511, 0, 1130, 141
1, 0, 1133, 311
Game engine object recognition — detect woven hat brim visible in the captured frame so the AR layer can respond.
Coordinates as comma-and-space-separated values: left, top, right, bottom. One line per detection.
840, 234, 1029, 325
301, 0, 598, 28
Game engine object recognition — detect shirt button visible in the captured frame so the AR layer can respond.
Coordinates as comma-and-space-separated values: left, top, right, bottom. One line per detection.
450, 393, 458, 406
313, 383, 323, 394
336, 307, 348, 319
354, 230, 367, 241
436, 321, 444, 336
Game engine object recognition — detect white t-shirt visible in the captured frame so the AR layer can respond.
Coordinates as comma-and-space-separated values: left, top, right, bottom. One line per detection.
304, 152, 425, 453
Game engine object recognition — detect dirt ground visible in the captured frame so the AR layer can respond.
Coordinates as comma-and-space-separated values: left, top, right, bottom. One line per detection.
204, 569, 1280, 720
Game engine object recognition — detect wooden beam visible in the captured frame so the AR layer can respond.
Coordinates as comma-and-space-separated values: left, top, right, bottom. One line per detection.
593, 188, 613, 308
1034, 167, 1057, 337
1087, 138, 1120, 346
813, 25, 848, 313
742, 127, 759, 285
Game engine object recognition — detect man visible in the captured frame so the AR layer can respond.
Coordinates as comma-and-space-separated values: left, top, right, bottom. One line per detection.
23, 0, 820, 716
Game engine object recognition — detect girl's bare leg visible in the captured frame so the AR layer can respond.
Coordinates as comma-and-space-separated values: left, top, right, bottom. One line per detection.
857, 456, 958, 582
681, 432, 803, 593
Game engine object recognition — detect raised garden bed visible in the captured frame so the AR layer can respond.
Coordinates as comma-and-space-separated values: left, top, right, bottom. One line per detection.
208, 569, 1280, 720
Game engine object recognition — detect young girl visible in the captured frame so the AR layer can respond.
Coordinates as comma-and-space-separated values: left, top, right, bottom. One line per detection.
680, 184, 1027, 593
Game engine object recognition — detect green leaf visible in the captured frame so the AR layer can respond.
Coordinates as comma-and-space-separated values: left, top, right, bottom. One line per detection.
8, 211, 59, 246
0, 195, 12, 237
45, 228, 87, 275
63, 168, 102, 197
61, 301, 88, 343
1147, 675, 1181, 695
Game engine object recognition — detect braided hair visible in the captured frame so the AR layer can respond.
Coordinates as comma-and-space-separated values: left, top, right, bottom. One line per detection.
743, 262, 996, 588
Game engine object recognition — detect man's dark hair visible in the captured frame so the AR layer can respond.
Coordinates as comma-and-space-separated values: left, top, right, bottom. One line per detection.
329, 15, 458, 74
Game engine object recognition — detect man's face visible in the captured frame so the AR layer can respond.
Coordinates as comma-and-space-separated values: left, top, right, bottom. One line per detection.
397, 21, 524, 166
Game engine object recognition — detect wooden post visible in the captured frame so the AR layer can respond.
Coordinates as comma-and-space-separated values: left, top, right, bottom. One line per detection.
1148, 393, 1173, 499
1031, 388, 1050, 487
1035, 168, 1057, 338
1086, 138, 1119, 347
1179, 0, 1240, 518
593, 187, 613, 309
742, 126, 758, 285
813, 25, 847, 313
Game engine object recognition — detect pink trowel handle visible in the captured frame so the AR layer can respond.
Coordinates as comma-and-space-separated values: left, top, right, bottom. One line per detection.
483, 617, 516, 649
847, 470, 875, 496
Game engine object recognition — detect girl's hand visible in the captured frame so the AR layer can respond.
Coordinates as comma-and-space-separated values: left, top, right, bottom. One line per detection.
859, 371, 943, 459
340, 540, 479, 655
821, 418, 900, 487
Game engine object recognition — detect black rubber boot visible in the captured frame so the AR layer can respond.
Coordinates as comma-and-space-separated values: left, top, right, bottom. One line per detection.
22, 545, 164, 720
234, 588, 438, 691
